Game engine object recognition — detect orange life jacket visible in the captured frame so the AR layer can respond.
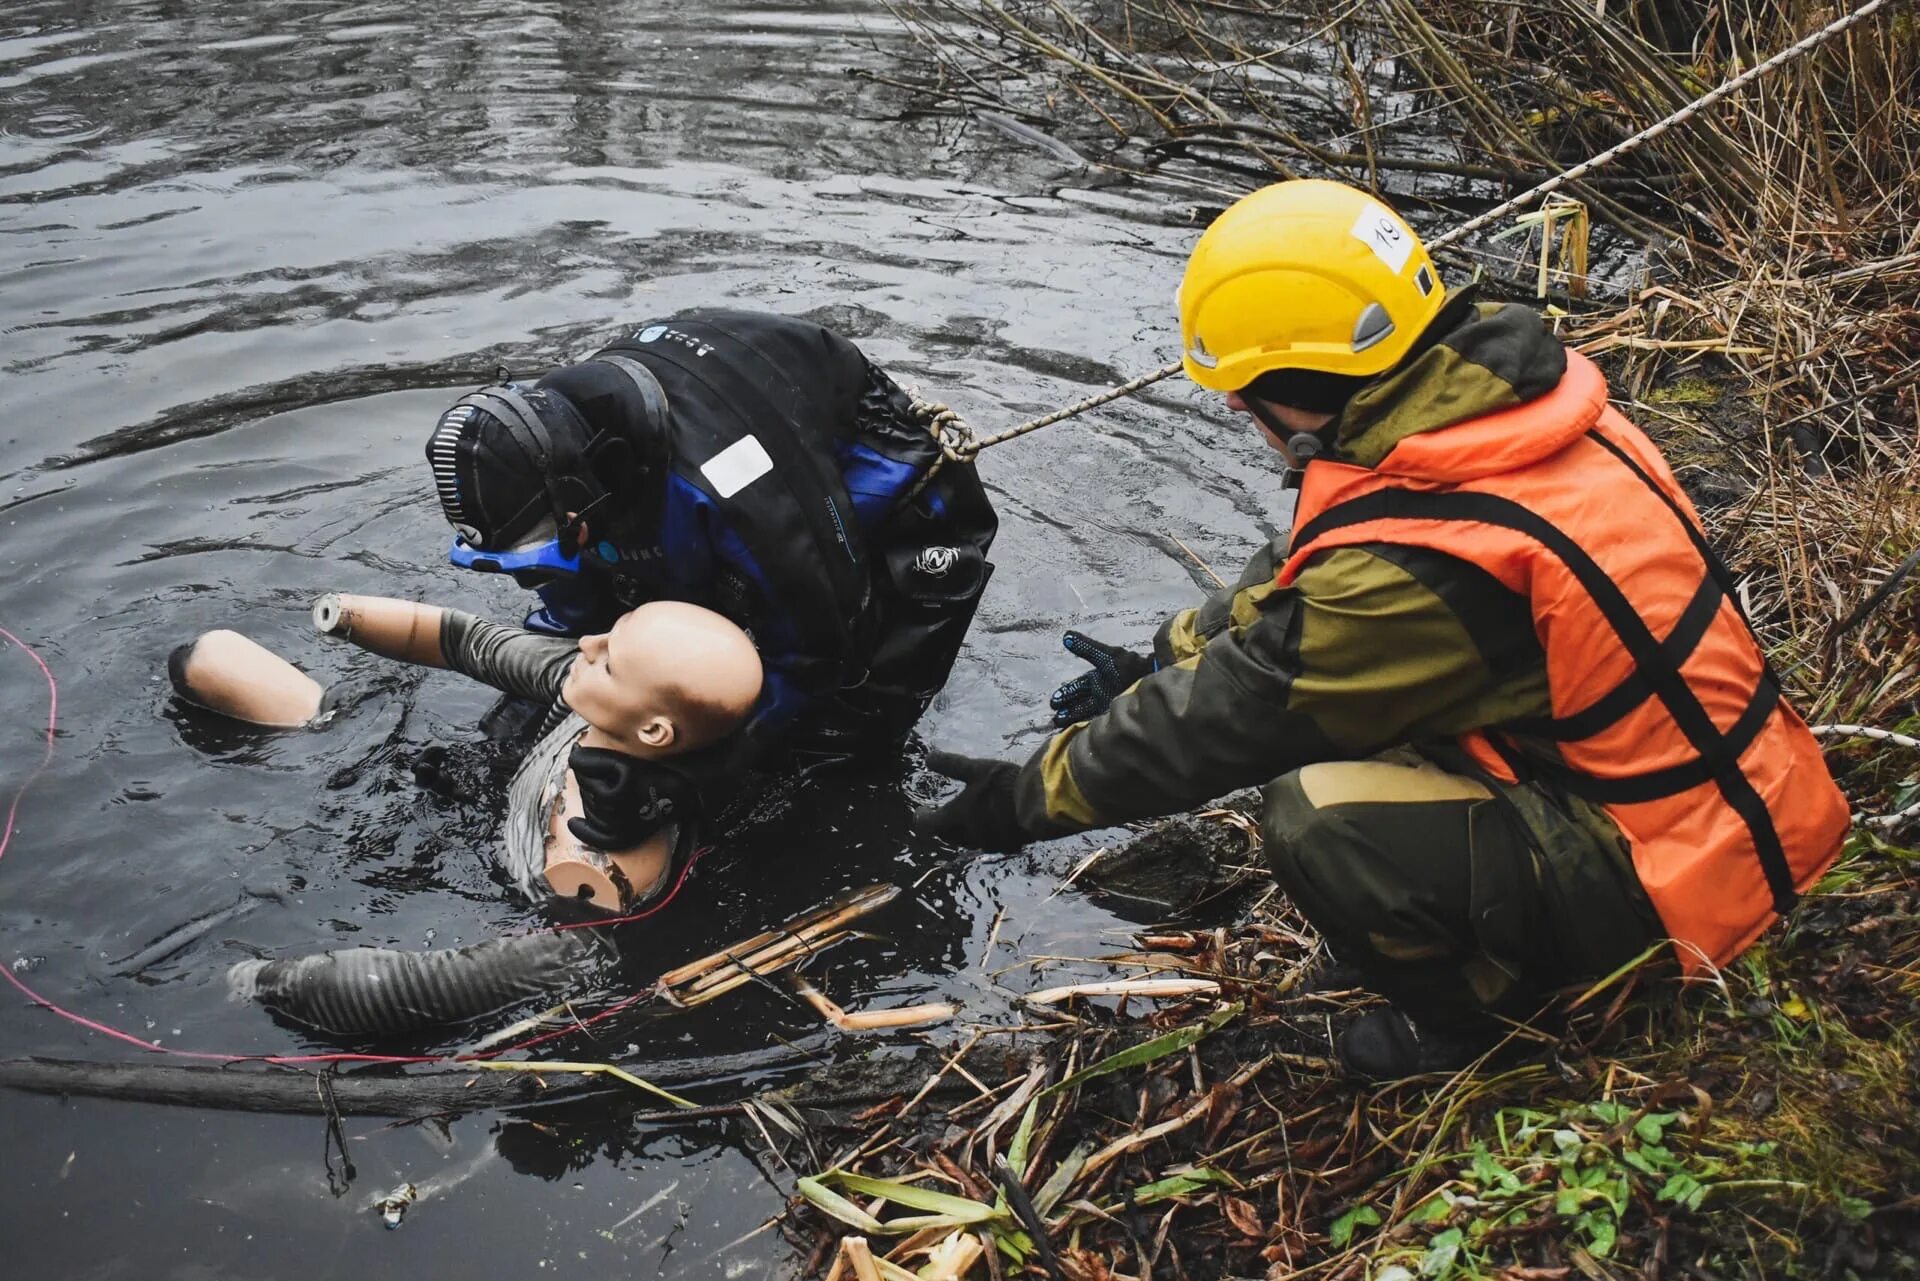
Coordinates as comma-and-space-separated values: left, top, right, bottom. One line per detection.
1278, 351, 1848, 971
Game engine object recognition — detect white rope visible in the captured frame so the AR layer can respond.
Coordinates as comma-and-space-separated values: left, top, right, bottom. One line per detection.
1810, 723, 1920, 830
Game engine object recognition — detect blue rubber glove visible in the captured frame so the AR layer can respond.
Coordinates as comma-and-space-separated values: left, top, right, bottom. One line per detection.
1047, 631, 1154, 727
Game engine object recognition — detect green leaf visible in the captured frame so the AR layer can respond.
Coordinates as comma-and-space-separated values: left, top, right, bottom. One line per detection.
1032, 1143, 1092, 1216
1006, 1097, 1040, 1175
822, 1172, 1000, 1223
990, 1225, 1033, 1262
796, 1177, 886, 1233
1622, 1144, 1677, 1177
877, 1213, 992, 1234
1038, 1004, 1241, 1100
1330, 1204, 1381, 1249
1579, 1211, 1618, 1257
1406, 1195, 1452, 1225
1838, 1195, 1875, 1222
1470, 1143, 1522, 1194
1420, 1228, 1463, 1277
1658, 1172, 1707, 1211
1586, 1100, 1630, 1126
1602, 1176, 1631, 1217
1130, 1167, 1238, 1206
1632, 1111, 1678, 1143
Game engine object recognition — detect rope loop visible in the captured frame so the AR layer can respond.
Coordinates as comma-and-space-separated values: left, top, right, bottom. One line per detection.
906, 392, 979, 463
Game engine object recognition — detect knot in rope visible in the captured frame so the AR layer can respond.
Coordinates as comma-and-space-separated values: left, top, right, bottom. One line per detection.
907, 392, 979, 464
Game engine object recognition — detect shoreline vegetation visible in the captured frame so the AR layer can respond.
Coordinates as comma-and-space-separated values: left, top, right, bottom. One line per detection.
791, 3, 1918, 1277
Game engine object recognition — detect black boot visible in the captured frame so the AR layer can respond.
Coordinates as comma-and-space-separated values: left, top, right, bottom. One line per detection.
1296, 951, 1368, 995
1337, 1007, 1505, 1081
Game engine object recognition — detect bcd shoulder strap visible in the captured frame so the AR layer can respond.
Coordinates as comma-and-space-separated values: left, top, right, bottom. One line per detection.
595, 334, 873, 664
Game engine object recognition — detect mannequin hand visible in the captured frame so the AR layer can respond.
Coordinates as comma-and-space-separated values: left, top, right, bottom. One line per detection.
1048, 631, 1154, 727
911, 750, 1030, 853
566, 746, 699, 851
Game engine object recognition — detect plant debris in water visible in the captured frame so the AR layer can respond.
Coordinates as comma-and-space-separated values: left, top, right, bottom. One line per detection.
785, 820, 1917, 1278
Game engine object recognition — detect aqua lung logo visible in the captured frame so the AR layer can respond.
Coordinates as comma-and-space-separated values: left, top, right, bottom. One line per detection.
593, 539, 664, 565
633, 325, 713, 357
914, 546, 959, 578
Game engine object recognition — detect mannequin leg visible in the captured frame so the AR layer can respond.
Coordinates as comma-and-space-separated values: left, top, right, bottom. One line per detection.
168, 630, 325, 728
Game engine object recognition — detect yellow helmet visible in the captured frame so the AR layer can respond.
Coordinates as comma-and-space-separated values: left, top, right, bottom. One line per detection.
1178, 180, 1447, 392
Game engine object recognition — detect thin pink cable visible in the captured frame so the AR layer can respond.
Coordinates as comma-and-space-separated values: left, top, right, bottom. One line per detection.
0, 625, 680, 1068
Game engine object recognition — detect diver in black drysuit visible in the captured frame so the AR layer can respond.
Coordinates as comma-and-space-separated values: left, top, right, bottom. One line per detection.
231, 315, 1000, 1040
427, 309, 999, 772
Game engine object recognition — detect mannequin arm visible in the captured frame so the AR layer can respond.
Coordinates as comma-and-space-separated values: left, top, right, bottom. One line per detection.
169, 630, 324, 728
311, 594, 448, 669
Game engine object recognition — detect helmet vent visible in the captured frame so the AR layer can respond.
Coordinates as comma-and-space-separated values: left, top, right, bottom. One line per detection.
1351, 303, 1396, 353
1188, 334, 1219, 369
1415, 265, 1436, 296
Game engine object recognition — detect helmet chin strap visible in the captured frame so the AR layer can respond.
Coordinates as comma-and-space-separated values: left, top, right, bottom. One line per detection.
1245, 398, 1332, 469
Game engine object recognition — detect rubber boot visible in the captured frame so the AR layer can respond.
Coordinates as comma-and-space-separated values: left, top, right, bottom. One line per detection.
1296, 951, 1368, 995
1337, 1007, 1506, 1081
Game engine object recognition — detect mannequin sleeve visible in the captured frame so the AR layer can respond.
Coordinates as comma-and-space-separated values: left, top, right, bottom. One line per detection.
438, 610, 580, 703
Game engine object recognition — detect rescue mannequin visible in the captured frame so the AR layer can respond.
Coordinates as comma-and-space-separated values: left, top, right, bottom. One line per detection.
171, 596, 763, 911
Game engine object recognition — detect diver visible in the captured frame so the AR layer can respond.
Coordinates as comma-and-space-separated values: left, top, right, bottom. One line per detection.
426, 309, 998, 770
169, 595, 763, 1036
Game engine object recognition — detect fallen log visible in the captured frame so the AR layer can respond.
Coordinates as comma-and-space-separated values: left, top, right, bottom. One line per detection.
0, 1035, 836, 1119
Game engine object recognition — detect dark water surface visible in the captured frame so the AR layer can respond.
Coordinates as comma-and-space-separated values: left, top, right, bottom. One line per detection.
0, 3, 1296, 1276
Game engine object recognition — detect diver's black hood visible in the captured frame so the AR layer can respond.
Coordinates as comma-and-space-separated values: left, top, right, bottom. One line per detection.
426, 364, 667, 550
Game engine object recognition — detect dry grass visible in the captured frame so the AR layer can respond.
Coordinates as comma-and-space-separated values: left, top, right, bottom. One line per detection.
788, 823, 1919, 1279
878, 0, 1920, 729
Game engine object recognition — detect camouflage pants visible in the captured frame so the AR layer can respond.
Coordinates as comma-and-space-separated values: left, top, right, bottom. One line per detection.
1261, 749, 1667, 1021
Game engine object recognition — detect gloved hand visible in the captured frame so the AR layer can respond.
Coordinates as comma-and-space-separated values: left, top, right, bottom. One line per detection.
1048, 631, 1154, 727
911, 750, 1031, 853
566, 746, 701, 850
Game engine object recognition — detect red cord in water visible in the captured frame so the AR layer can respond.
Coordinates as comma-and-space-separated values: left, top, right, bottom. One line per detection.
0, 624, 678, 1068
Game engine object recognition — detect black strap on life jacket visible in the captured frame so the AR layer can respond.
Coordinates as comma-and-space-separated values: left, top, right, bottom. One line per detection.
1289, 468, 1798, 914
595, 328, 873, 685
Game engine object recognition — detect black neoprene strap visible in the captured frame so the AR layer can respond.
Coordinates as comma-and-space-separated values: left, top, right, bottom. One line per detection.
465, 386, 553, 474
590, 354, 673, 430
1290, 473, 1798, 914
455, 386, 558, 541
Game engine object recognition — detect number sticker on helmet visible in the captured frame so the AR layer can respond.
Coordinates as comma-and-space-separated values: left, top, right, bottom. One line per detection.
1350, 205, 1415, 274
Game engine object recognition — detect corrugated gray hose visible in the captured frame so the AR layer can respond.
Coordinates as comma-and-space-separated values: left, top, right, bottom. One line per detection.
228, 930, 613, 1038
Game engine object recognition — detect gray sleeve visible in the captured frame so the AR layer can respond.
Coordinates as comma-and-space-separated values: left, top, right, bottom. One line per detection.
438, 611, 579, 703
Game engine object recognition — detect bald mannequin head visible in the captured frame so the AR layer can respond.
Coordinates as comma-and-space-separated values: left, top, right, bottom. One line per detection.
562, 601, 762, 756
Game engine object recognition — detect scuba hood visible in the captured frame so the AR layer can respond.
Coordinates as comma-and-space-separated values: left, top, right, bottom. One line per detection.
426, 359, 670, 553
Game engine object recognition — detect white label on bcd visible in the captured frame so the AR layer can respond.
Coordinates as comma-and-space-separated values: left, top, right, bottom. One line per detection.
701, 435, 775, 499
1350, 204, 1415, 275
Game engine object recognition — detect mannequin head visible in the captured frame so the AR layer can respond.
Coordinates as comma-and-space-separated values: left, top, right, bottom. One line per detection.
563, 601, 761, 756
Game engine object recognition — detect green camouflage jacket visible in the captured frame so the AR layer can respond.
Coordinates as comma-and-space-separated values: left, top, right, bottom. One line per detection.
1014, 300, 1589, 835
